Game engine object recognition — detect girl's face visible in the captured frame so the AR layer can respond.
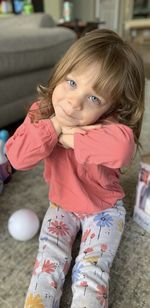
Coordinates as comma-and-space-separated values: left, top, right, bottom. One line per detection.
52, 66, 113, 127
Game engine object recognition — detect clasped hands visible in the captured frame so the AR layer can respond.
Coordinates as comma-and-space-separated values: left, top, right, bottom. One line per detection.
51, 116, 101, 149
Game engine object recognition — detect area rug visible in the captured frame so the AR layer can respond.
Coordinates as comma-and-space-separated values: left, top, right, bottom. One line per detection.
0, 80, 150, 308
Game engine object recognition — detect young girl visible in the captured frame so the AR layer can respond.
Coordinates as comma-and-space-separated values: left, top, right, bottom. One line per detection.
6, 29, 145, 308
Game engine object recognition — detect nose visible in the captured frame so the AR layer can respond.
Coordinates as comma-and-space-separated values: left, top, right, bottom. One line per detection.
67, 94, 83, 111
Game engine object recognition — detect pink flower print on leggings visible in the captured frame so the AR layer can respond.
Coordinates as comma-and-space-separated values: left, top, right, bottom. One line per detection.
96, 285, 108, 307
48, 220, 70, 246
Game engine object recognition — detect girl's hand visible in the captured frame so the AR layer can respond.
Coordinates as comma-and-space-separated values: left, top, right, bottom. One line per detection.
61, 126, 86, 135
58, 123, 102, 149
50, 116, 62, 136
58, 134, 73, 149
61, 123, 102, 135
79, 123, 102, 131
58, 127, 86, 149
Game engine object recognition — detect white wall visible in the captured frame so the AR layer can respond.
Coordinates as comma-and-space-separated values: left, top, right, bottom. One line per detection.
44, 0, 62, 21
44, 0, 134, 33
73, 0, 95, 21
76, 0, 133, 36
44, 0, 95, 22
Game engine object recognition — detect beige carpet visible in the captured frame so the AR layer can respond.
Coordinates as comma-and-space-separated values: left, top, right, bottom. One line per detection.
0, 80, 150, 308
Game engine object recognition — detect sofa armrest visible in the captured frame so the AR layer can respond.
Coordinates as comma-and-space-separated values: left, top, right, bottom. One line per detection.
0, 13, 56, 29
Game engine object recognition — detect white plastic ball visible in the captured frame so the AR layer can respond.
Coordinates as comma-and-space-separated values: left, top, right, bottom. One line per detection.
8, 208, 40, 241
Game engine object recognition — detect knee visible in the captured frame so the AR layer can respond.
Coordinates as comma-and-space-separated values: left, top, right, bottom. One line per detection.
72, 258, 110, 286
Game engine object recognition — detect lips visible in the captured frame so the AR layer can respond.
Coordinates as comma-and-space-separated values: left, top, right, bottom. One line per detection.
55, 105, 80, 125
62, 108, 77, 120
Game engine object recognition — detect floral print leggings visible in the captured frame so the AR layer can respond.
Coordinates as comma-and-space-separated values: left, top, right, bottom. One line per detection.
24, 200, 126, 308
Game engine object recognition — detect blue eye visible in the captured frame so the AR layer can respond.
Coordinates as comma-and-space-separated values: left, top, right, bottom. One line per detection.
68, 79, 76, 88
89, 95, 100, 104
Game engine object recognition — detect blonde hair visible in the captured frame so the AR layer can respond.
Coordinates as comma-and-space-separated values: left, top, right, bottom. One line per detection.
31, 29, 145, 146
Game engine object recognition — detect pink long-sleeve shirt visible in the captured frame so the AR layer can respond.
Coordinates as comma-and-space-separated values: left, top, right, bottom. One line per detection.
6, 102, 135, 214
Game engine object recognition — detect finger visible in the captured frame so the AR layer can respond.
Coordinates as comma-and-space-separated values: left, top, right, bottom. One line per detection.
58, 139, 70, 149
58, 142, 68, 148
81, 124, 102, 130
62, 128, 84, 135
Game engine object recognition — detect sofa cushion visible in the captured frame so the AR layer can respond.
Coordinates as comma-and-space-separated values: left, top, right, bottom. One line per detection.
0, 13, 77, 128
0, 27, 76, 79
0, 68, 52, 127
0, 67, 52, 106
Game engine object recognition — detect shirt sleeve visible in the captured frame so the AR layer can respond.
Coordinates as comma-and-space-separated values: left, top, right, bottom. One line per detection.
6, 102, 58, 170
74, 124, 135, 168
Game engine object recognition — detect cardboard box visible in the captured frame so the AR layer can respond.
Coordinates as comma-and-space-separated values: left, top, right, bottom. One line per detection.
133, 153, 150, 233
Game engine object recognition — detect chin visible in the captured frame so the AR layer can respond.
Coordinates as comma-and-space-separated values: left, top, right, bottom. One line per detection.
60, 118, 80, 127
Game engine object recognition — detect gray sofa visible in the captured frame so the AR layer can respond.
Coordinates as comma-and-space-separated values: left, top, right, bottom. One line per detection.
0, 13, 76, 128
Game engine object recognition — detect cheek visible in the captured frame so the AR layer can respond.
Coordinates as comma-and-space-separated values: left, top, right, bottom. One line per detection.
52, 92, 55, 107
82, 110, 101, 125
84, 106, 109, 124
52, 84, 66, 106
89, 109, 102, 120
52, 91, 59, 110
93, 104, 111, 120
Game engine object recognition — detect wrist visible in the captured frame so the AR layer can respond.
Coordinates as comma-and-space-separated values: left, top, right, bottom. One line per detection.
50, 116, 62, 136
59, 133, 74, 149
